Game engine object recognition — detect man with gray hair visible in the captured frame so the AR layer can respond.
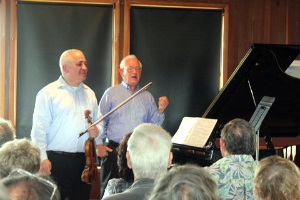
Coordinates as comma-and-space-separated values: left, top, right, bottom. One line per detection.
103, 123, 173, 200
98, 55, 169, 197
0, 138, 40, 179
0, 118, 15, 147
207, 118, 257, 200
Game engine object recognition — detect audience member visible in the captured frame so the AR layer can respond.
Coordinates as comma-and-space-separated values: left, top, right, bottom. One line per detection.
103, 133, 134, 197
0, 138, 40, 179
254, 155, 300, 200
0, 118, 15, 147
207, 118, 257, 200
1, 168, 60, 200
103, 123, 173, 200
148, 164, 221, 200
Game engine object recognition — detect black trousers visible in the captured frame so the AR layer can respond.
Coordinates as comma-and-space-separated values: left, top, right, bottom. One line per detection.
100, 141, 119, 198
47, 151, 91, 200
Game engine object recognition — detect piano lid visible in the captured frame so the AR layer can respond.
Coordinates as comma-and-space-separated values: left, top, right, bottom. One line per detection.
202, 44, 300, 137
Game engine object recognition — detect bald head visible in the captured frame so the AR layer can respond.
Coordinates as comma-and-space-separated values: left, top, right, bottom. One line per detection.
59, 49, 84, 73
58, 49, 87, 87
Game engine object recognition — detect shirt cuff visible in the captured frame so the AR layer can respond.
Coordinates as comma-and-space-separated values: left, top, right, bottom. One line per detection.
95, 137, 104, 145
41, 151, 48, 161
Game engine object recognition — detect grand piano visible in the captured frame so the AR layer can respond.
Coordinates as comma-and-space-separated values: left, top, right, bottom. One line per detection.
172, 44, 300, 167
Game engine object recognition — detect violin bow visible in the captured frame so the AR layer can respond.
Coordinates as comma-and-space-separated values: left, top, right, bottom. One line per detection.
78, 82, 153, 137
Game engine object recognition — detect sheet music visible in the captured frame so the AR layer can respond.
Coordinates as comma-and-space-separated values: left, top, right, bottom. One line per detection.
172, 117, 218, 148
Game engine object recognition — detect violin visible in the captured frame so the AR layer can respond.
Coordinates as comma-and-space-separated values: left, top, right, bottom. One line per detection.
81, 110, 99, 184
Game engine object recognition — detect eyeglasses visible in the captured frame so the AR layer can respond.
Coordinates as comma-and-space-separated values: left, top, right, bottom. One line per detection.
7, 169, 58, 200
124, 66, 142, 72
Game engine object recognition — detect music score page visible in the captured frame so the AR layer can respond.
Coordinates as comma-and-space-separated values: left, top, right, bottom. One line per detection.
172, 117, 218, 148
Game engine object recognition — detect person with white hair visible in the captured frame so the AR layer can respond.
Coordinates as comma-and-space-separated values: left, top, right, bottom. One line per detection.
98, 54, 169, 197
103, 123, 173, 200
31, 49, 102, 200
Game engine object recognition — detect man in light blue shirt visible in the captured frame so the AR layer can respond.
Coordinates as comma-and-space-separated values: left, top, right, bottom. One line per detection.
98, 55, 169, 197
31, 49, 102, 200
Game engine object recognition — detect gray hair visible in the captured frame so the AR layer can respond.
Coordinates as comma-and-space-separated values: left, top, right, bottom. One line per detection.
1, 170, 60, 200
147, 164, 221, 200
254, 155, 300, 200
221, 118, 255, 155
0, 138, 41, 179
127, 123, 172, 179
120, 54, 142, 69
59, 49, 83, 73
0, 118, 15, 147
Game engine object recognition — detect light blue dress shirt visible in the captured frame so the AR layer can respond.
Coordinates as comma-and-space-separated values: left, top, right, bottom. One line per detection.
31, 76, 103, 161
99, 81, 164, 144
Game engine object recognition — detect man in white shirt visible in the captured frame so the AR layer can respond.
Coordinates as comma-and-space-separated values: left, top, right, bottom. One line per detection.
31, 49, 102, 200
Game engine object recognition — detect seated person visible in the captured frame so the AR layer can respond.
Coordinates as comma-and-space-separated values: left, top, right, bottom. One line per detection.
103, 123, 173, 200
103, 133, 134, 197
0, 138, 40, 179
0, 117, 15, 147
207, 118, 257, 200
148, 164, 221, 200
1, 168, 60, 200
254, 155, 300, 200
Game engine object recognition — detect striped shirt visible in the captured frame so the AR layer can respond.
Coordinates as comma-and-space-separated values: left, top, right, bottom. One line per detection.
99, 81, 164, 143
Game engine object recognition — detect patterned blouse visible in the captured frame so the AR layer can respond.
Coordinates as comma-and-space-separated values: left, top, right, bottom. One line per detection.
103, 178, 133, 198
207, 155, 257, 200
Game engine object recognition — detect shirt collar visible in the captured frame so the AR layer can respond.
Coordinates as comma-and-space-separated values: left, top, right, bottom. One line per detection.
57, 76, 87, 90
131, 178, 154, 188
121, 81, 140, 93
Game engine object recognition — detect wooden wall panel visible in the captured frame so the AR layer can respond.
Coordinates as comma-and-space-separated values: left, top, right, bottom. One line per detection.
237, 0, 253, 67
0, 0, 6, 118
270, 0, 287, 44
227, 0, 238, 76
252, 0, 271, 43
287, 0, 300, 45
3, 0, 300, 126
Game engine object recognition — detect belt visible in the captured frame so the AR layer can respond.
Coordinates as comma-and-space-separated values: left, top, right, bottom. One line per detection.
48, 151, 84, 157
106, 140, 119, 148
